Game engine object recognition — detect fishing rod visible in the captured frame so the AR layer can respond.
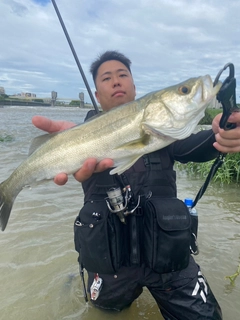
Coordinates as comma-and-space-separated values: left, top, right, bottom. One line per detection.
51, 0, 99, 113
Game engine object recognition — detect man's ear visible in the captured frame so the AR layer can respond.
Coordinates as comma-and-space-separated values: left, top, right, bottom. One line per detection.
95, 90, 100, 103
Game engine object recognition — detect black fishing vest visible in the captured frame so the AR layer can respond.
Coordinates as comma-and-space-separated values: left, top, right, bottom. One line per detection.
81, 148, 177, 202
74, 147, 193, 274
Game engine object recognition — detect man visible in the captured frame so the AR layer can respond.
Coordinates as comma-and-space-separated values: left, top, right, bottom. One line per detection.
33, 51, 240, 319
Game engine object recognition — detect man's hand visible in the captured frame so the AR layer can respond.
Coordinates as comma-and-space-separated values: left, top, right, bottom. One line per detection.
32, 115, 76, 133
53, 158, 114, 185
32, 115, 114, 185
212, 112, 240, 153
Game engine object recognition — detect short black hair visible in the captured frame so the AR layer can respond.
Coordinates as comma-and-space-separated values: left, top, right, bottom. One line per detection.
90, 50, 132, 84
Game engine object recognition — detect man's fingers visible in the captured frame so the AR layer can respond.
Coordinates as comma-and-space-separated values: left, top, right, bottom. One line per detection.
94, 159, 114, 172
32, 115, 75, 133
53, 173, 68, 185
73, 159, 114, 183
73, 159, 97, 182
53, 159, 114, 185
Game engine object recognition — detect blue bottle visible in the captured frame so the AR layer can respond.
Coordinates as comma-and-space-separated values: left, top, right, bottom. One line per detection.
184, 198, 199, 255
184, 198, 197, 218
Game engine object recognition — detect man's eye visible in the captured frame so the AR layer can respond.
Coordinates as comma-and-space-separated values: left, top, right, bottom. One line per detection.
120, 74, 127, 77
103, 77, 110, 81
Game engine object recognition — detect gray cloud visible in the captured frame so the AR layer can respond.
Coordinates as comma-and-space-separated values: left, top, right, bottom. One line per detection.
1, 0, 240, 102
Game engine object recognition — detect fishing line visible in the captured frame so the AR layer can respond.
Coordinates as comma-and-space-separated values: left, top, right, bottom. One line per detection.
51, 0, 99, 113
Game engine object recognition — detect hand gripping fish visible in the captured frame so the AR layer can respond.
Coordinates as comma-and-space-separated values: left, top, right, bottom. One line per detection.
0, 75, 221, 230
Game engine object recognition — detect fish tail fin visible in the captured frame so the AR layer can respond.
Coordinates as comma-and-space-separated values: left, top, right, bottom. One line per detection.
0, 181, 14, 231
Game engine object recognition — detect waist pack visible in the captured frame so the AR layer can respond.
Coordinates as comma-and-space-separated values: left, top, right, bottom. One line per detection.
143, 197, 191, 273
74, 196, 193, 275
74, 198, 125, 274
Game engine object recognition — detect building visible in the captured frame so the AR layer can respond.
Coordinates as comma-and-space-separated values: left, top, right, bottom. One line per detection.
24, 92, 36, 98
10, 92, 37, 98
0, 87, 5, 95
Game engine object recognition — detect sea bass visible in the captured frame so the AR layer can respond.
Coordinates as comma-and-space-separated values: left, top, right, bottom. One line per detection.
0, 75, 221, 231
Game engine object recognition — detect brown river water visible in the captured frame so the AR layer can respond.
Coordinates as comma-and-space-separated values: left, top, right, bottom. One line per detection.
0, 106, 239, 320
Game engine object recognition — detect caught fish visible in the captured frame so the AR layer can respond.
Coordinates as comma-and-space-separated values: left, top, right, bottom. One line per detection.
0, 75, 221, 231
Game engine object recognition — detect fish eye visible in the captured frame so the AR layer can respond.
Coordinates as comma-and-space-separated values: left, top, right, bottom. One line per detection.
178, 86, 190, 95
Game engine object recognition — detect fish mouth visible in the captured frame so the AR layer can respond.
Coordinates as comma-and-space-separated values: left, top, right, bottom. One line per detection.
192, 75, 221, 105
200, 75, 221, 101
201, 75, 212, 101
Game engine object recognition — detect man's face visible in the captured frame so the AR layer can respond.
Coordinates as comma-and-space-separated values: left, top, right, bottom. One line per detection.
94, 60, 136, 111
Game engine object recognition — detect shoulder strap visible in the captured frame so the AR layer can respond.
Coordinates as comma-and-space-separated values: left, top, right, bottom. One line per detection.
143, 151, 162, 170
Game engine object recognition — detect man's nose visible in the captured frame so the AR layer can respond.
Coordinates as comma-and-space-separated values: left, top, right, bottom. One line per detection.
112, 76, 121, 87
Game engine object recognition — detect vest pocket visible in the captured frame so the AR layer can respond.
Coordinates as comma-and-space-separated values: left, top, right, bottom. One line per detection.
144, 197, 191, 273
74, 199, 124, 274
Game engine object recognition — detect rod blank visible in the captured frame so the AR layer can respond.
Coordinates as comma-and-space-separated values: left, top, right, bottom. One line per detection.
51, 0, 99, 113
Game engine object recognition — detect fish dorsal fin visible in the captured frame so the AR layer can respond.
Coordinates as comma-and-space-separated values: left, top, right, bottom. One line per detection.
28, 133, 58, 156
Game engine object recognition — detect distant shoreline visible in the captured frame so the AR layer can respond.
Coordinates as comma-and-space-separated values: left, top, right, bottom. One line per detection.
0, 100, 51, 107
0, 99, 95, 108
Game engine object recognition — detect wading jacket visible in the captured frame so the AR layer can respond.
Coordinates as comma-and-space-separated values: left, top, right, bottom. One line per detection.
74, 110, 218, 274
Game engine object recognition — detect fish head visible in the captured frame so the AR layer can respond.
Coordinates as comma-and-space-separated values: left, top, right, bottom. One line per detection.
142, 75, 222, 139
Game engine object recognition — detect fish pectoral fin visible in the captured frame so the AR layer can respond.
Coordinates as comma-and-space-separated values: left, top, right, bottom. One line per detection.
110, 136, 150, 174
110, 155, 143, 175
114, 135, 151, 151
142, 123, 167, 138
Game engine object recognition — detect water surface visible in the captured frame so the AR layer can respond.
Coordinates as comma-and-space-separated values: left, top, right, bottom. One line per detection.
0, 106, 239, 319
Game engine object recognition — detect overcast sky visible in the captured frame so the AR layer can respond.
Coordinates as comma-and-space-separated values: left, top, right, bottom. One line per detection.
1, 0, 240, 103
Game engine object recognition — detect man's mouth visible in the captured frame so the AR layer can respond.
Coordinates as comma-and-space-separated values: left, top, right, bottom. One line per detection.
112, 91, 125, 97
